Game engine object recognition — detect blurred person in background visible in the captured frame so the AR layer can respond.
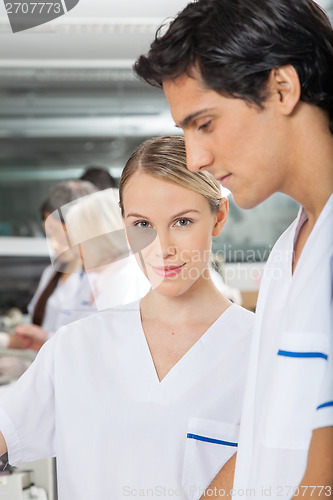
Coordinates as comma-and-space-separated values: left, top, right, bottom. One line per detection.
5, 180, 97, 352
64, 187, 150, 313
80, 166, 117, 190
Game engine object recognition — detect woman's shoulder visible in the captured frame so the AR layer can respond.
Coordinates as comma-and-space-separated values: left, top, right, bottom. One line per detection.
220, 303, 255, 337
227, 303, 254, 320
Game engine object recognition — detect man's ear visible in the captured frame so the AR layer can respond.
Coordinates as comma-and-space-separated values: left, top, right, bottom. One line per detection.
212, 197, 228, 237
269, 65, 301, 115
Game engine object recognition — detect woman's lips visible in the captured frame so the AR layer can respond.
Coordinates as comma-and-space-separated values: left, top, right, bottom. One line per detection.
151, 263, 186, 277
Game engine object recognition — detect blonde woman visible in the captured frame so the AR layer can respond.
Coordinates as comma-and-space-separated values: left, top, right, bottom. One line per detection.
0, 136, 253, 500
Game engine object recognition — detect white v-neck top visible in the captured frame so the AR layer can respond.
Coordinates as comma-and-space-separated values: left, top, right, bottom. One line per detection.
0, 301, 253, 500
233, 194, 333, 498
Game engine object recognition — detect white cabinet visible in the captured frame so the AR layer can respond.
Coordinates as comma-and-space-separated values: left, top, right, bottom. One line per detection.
0, 458, 56, 500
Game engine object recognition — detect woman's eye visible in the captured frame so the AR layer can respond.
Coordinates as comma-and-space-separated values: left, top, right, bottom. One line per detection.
134, 221, 152, 229
175, 218, 192, 227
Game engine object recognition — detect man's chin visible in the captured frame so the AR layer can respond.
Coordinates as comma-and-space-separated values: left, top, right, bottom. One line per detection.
232, 193, 263, 210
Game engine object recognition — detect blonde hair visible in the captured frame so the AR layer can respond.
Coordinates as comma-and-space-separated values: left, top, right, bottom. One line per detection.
119, 136, 221, 215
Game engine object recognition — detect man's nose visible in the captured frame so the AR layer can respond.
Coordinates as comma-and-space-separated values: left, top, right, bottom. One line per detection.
185, 135, 214, 172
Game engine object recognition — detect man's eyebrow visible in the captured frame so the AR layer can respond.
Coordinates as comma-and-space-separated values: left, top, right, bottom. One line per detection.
180, 108, 213, 129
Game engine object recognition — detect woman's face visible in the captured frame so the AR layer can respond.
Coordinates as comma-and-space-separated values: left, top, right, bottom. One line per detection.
44, 211, 79, 264
122, 171, 227, 297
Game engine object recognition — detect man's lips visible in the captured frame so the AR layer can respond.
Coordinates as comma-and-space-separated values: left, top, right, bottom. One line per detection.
217, 173, 232, 187
151, 263, 186, 277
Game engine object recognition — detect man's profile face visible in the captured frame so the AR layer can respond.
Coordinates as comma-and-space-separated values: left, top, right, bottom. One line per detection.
163, 71, 289, 209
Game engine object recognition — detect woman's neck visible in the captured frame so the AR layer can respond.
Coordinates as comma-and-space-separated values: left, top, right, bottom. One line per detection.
140, 272, 231, 326
59, 259, 82, 282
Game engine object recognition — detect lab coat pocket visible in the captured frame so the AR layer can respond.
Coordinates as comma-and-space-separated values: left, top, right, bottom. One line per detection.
182, 417, 239, 500
262, 332, 329, 449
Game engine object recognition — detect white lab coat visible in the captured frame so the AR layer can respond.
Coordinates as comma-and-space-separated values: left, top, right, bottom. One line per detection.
28, 256, 150, 333
0, 300, 253, 500
233, 194, 333, 499
27, 265, 94, 337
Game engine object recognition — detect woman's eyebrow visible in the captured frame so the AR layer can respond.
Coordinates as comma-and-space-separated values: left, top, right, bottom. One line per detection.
170, 209, 200, 218
126, 213, 148, 219
126, 209, 200, 220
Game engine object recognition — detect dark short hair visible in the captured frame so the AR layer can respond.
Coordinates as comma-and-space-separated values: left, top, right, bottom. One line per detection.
80, 166, 117, 190
134, 0, 333, 132
40, 180, 97, 219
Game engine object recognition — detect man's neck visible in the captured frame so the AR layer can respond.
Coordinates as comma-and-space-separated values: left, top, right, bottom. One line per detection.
282, 106, 333, 226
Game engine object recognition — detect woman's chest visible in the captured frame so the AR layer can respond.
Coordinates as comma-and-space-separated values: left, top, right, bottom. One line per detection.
142, 320, 212, 382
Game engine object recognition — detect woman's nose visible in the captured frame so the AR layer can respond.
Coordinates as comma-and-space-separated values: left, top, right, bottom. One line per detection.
154, 232, 176, 259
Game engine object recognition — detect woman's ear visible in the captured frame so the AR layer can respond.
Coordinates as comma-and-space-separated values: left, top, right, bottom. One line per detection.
212, 197, 228, 237
269, 65, 301, 115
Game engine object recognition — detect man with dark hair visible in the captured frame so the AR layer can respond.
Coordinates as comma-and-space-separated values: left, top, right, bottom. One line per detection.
80, 166, 117, 190
135, 1, 333, 498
